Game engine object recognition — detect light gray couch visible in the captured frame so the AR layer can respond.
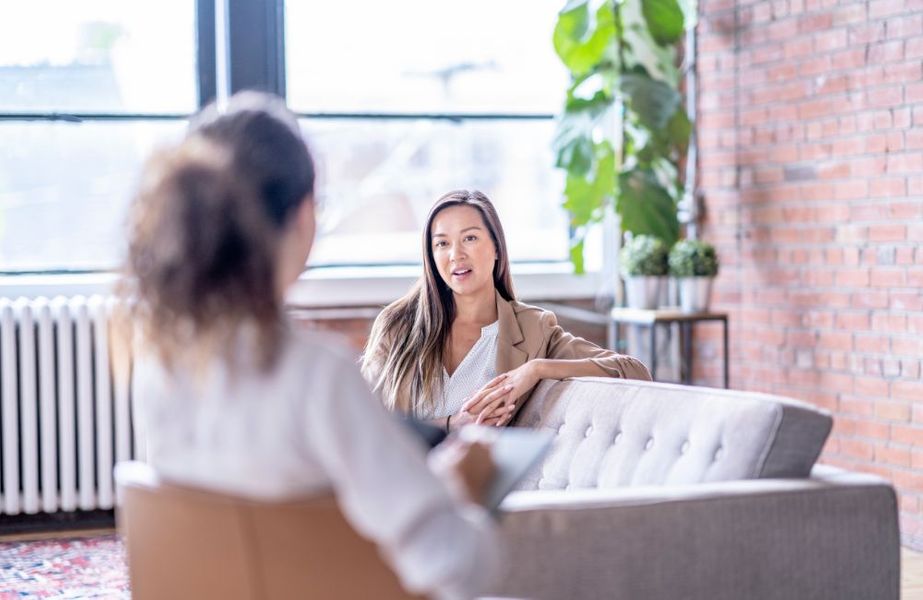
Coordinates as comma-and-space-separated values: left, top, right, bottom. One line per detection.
493, 377, 899, 600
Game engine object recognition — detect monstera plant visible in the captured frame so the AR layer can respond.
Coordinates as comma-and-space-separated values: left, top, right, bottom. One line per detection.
553, 0, 693, 273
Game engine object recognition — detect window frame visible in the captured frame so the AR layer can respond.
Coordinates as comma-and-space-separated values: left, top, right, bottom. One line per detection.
0, 0, 598, 301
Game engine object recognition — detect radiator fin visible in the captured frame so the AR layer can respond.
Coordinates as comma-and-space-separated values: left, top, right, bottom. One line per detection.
0, 295, 139, 516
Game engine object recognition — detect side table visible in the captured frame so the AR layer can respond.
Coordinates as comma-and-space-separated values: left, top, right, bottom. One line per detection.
607, 308, 729, 388
537, 304, 729, 388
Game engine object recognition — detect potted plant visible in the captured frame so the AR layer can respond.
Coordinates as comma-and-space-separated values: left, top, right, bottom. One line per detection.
669, 239, 719, 313
620, 235, 669, 309
552, 0, 691, 273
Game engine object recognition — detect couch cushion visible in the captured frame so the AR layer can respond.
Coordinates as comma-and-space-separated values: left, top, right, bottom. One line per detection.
512, 377, 832, 491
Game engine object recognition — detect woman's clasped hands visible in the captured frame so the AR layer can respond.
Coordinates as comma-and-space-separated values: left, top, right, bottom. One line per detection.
449, 361, 543, 430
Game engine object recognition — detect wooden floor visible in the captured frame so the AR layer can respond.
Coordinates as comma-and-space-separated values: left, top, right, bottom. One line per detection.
907, 548, 923, 600
2, 528, 922, 597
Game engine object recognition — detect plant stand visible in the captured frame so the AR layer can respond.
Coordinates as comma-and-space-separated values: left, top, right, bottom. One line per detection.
608, 308, 729, 388
536, 304, 730, 388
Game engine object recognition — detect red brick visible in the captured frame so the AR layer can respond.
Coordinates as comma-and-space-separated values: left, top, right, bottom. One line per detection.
868, 224, 907, 242
889, 201, 923, 219
893, 381, 923, 401
908, 37, 923, 59
851, 290, 890, 309
835, 312, 871, 330
817, 331, 853, 350
907, 83, 923, 103
870, 178, 907, 198
886, 153, 923, 174
877, 444, 912, 467
913, 449, 923, 470
868, 40, 905, 64
854, 418, 892, 440
856, 376, 890, 398
867, 85, 903, 108
814, 28, 849, 52
885, 14, 923, 38
893, 337, 923, 356
841, 438, 875, 461
891, 291, 923, 311
849, 22, 886, 44
896, 247, 916, 265
891, 470, 923, 492
875, 400, 911, 421
870, 0, 913, 18
871, 312, 908, 332
854, 332, 891, 353
870, 269, 907, 287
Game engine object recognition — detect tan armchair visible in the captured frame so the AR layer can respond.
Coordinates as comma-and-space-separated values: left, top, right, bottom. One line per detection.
115, 461, 422, 600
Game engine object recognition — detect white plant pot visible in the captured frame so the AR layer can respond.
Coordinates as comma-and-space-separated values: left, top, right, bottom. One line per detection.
624, 276, 663, 309
677, 276, 714, 313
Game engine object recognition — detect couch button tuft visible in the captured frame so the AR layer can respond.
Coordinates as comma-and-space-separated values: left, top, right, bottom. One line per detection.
585, 425, 593, 437
680, 440, 690, 454
714, 446, 724, 461
644, 437, 654, 450
613, 431, 622, 444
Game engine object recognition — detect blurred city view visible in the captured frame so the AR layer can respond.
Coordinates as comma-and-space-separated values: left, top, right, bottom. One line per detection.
0, 0, 571, 272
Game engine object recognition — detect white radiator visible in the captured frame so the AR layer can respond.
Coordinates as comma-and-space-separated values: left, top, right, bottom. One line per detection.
0, 295, 141, 516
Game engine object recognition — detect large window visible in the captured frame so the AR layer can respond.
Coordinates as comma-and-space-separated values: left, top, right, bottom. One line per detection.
289, 0, 570, 267
0, 1, 196, 272
1, 0, 571, 273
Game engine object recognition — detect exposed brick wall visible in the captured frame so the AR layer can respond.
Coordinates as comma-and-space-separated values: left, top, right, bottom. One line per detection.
697, 0, 923, 549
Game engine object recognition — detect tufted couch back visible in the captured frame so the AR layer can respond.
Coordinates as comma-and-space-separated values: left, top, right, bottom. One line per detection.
513, 377, 832, 491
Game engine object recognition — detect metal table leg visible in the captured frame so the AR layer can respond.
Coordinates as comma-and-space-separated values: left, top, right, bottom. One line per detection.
649, 324, 657, 381
682, 321, 692, 385
723, 317, 729, 389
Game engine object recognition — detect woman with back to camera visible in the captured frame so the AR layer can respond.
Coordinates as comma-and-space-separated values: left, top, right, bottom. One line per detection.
362, 190, 652, 431
121, 92, 501, 600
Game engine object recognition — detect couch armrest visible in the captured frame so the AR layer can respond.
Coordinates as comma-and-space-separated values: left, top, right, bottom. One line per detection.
492, 467, 898, 600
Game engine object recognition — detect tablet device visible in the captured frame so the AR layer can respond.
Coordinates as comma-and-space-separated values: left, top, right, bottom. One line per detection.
459, 426, 554, 511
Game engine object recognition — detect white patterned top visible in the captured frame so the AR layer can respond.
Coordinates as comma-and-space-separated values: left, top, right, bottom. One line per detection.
417, 321, 500, 420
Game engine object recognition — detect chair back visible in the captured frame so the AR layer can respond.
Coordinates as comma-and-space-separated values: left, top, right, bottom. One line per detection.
115, 462, 422, 600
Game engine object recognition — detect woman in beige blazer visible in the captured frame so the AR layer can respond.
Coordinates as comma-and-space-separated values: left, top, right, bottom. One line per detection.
361, 190, 651, 431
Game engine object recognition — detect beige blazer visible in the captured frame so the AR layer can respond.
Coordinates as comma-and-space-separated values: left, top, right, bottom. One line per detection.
495, 291, 652, 406
364, 290, 652, 412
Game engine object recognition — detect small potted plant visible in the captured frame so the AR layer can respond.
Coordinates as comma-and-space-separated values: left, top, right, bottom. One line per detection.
620, 235, 669, 309
669, 239, 719, 313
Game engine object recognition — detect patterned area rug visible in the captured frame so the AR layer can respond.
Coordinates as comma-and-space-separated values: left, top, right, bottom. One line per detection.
0, 534, 129, 599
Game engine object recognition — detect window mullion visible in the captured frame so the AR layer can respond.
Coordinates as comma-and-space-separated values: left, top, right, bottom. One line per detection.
224, 0, 286, 97
196, 0, 218, 107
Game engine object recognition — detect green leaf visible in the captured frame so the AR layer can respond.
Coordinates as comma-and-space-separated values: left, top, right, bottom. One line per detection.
553, 0, 616, 76
620, 69, 680, 131
667, 108, 692, 153
562, 141, 616, 227
641, 0, 685, 46
553, 113, 595, 175
565, 87, 613, 117
616, 168, 680, 245
569, 238, 586, 274
620, 0, 680, 85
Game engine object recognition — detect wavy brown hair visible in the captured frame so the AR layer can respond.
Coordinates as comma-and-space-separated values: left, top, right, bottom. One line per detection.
119, 92, 315, 372
361, 190, 515, 413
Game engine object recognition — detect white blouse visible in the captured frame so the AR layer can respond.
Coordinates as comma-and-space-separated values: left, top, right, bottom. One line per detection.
133, 329, 500, 600
417, 321, 499, 420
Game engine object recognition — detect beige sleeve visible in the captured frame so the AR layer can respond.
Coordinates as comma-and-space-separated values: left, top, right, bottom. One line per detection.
540, 310, 653, 381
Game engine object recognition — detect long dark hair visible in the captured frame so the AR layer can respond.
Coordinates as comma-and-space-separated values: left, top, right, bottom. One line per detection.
121, 92, 315, 371
362, 190, 515, 412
